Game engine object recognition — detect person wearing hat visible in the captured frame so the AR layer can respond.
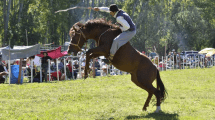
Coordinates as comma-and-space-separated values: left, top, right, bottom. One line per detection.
93, 4, 136, 63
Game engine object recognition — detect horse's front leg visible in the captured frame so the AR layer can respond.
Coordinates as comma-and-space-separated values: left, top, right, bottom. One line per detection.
84, 47, 106, 79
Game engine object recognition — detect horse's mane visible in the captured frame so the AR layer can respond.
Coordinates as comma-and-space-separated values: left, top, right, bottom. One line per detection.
69, 18, 120, 38
84, 18, 119, 30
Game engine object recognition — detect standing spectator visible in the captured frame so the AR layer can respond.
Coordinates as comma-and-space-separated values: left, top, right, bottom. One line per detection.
177, 52, 181, 69
151, 56, 159, 68
73, 60, 79, 79
94, 58, 100, 70
173, 52, 177, 69
58, 59, 64, 71
80, 53, 86, 65
41, 52, 52, 82
67, 61, 76, 79
81, 59, 86, 78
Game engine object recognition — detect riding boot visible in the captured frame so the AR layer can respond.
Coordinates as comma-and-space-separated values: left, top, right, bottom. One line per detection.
108, 54, 114, 65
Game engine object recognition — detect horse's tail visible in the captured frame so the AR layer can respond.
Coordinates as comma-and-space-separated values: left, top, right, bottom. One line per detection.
156, 69, 168, 103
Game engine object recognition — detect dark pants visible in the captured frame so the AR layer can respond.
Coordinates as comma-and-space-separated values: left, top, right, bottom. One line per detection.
73, 70, 78, 79
42, 63, 48, 82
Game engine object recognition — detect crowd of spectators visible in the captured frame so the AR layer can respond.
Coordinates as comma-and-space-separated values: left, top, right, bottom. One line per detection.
147, 51, 215, 71
1, 50, 214, 84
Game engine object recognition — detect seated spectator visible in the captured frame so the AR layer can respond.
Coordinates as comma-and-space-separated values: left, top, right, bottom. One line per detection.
102, 65, 107, 76
50, 59, 57, 72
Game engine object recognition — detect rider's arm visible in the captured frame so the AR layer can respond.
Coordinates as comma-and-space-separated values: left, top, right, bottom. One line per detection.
116, 16, 130, 31
97, 7, 110, 13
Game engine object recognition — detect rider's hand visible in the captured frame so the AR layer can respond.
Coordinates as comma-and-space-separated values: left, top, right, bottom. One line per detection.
93, 7, 100, 11
115, 25, 120, 29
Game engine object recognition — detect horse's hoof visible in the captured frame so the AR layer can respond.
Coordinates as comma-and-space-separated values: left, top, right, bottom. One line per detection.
153, 110, 161, 113
142, 107, 147, 111
84, 75, 88, 79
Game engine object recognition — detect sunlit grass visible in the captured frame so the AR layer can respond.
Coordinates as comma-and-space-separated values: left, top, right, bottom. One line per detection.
0, 67, 215, 120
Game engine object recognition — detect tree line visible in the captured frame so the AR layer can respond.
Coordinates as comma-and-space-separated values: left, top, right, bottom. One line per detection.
1, 0, 215, 56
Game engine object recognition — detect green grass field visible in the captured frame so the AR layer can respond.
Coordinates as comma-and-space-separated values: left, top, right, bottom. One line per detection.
0, 67, 215, 120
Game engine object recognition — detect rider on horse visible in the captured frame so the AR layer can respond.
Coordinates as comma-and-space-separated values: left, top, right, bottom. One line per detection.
93, 4, 136, 63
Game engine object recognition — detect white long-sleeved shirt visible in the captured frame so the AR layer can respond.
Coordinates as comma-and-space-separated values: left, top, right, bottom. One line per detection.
99, 7, 130, 31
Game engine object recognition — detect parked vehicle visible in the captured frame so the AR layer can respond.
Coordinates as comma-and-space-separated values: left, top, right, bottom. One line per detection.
149, 52, 158, 59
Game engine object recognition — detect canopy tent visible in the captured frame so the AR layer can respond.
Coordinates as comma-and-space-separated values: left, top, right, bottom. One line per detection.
2, 44, 40, 60
198, 48, 215, 54
0, 46, 11, 55
36, 46, 67, 59
206, 52, 215, 57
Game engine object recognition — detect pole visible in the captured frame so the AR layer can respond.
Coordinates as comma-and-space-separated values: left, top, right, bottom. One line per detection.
79, 57, 82, 79
40, 59, 42, 82
57, 59, 59, 81
166, 56, 167, 70
198, 55, 199, 69
100, 59, 102, 77
173, 55, 174, 70
26, 29, 28, 46
8, 43, 11, 85
183, 56, 184, 69
48, 59, 51, 82
31, 60, 33, 83
17, 58, 22, 84
71, 58, 74, 79
162, 56, 163, 71
64, 58, 67, 80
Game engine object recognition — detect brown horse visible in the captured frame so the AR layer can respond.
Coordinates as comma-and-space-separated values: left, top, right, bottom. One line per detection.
67, 18, 167, 112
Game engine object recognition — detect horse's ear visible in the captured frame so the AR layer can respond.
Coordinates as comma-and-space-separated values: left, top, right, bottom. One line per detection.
73, 26, 77, 32
73, 25, 80, 32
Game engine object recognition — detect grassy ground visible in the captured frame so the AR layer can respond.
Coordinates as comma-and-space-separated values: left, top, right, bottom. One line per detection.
0, 67, 215, 120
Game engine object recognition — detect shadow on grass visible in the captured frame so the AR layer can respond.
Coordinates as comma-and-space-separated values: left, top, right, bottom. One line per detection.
125, 111, 179, 120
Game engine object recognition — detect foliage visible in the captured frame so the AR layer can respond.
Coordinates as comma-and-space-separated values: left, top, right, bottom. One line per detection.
0, 0, 215, 56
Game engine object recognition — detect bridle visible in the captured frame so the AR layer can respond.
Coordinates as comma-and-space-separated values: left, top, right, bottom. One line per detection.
70, 28, 87, 51
70, 26, 112, 50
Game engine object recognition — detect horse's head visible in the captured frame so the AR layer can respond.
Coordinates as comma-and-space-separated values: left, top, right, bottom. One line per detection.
67, 22, 86, 56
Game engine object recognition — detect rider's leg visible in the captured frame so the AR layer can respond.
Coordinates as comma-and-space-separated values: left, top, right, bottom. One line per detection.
109, 30, 136, 61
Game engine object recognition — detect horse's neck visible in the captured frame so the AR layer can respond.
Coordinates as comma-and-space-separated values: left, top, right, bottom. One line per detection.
94, 28, 121, 45
88, 27, 111, 43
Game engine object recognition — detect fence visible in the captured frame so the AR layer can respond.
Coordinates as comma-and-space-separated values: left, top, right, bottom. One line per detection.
6, 55, 215, 84
154, 55, 215, 71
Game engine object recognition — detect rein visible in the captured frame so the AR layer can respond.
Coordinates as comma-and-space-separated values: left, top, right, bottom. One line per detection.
98, 27, 112, 46
70, 29, 87, 51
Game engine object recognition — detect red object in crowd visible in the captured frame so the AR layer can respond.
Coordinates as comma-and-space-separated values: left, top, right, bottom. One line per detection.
48, 71, 62, 81
67, 64, 73, 72
37, 46, 68, 59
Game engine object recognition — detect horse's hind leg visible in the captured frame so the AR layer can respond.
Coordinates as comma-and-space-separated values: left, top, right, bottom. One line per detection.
136, 71, 162, 112
131, 73, 156, 111
142, 93, 153, 111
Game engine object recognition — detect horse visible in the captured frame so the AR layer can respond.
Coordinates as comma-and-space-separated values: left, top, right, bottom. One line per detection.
67, 18, 167, 112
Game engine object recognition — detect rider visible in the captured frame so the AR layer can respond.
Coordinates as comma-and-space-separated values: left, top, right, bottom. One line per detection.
93, 4, 136, 63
